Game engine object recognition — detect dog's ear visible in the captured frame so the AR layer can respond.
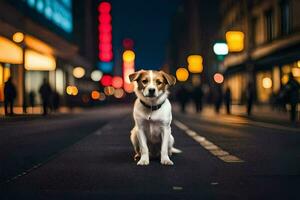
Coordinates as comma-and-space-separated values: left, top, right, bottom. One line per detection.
160, 71, 176, 86
129, 71, 141, 82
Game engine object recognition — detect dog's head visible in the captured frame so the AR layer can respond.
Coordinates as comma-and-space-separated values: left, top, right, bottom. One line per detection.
129, 70, 176, 98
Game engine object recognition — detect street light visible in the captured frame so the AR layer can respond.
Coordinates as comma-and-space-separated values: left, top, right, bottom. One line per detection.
176, 68, 189, 82
213, 73, 224, 84
12, 32, 24, 43
225, 31, 245, 52
213, 42, 228, 56
187, 55, 203, 73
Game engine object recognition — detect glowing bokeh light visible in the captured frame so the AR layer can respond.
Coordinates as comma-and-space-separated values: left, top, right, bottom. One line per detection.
12, 32, 24, 43
73, 67, 85, 78
91, 90, 101, 100
123, 50, 135, 62
176, 68, 189, 82
123, 38, 134, 49
99, 92, 106, 101
225, 31, 245, 52
104, 86, 115, 96
91, 70, 103, 81
213, 73, 224, 84
101, 75, 112, 86
213, 43, 228, 55
112, 76, 123, 89
98, 2, 111, 13
262, 77, 272, 89
114, 88, 125, 98
187, 55, 203, 73
66, 86, 78, 96
292, 68, 300, 77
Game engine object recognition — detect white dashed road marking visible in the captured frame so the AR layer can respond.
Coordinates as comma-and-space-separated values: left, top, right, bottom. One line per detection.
174, 120, 244, 163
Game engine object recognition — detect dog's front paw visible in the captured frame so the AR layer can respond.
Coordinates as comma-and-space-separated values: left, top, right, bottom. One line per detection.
137, 157, 149, 166
161, 157, 174, 165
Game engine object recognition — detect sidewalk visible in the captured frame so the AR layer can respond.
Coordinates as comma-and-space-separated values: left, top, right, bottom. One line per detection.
173, 103, 299, 127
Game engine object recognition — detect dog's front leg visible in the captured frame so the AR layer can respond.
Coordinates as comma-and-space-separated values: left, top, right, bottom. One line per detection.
161, 126, 174, 165
137, 129, 149, 166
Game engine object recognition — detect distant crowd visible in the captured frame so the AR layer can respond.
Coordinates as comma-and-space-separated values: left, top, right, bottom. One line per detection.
175, 72, 300, 123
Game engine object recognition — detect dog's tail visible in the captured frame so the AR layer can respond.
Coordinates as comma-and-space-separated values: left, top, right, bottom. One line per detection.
171, 147, 182, 154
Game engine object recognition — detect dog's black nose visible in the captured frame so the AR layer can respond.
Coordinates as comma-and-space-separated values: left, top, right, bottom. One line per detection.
148, 88, 155, 95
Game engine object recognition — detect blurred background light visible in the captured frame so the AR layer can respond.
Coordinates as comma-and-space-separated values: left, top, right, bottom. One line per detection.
112, 76, 123, 89
292, 68, 300, 77
101, 74, 112, 86
281, 75, 289, 84
97, 62, 113, 73
104, 86, 114, 96
98, 2, 111, 13
262, 77, 272, 89
225, 31, 245, 52
91, 70, 103, 81
122, 38, 134, 50
213, 73, 224, 84
12, 32, 24, 43
114, 88, 125, 98
66, 86, 78, 96
72, 66, 85, 78
176, 67, 189, 82
213, 42, 228, 55
25, 50, 56, 71
123, 50, 135, 62
99, 92, 106, 101
91, 90, 100, 100
297, 60, 300, 68
187, 55, 203, 73
0, 36, 23, 64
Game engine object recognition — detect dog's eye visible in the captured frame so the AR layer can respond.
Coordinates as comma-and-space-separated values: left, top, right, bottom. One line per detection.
156, 80, 162, 85
142, 79, 148, 84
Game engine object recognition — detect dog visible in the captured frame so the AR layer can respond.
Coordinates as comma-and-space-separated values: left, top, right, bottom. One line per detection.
129, 70, 181, 166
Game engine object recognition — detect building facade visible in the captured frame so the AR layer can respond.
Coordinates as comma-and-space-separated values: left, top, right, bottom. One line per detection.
0, 0, 95, 113
220, 0, 300, 104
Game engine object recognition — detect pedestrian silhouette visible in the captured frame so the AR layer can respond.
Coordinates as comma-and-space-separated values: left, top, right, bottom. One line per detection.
246, 82, 255, 116
176, 85, 190, 113
39, 79, 52, 115
224, 87, 231, 114
191, 84, 203, 113
214, 84, 223, 113
4, 77, 16, 116
29, 91, 35, 112
283, 73, 300, 122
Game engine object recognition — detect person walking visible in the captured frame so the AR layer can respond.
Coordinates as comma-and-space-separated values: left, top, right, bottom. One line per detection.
224, 87, 231, 114
176, 85, 190, 113
39, 78, 52, 115
214, 84, 223, 114
283, 73, 300, 122
246, 82, 255, 116
191, 84, 203, 113
4, 77, 16, 115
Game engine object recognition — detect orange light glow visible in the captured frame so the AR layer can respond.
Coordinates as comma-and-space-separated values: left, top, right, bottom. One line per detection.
114, 88, 125, 98
104, 86, 115, 96
72, 67, 85, 78
25, 50, 56, 71
262, 77, 272, 89
0, 36, 23, 64
66, 86, 78, 96
91, 90, 101, 100
176, 68, 189, 82
187, 55, 203, 73
225, 31, 244, 52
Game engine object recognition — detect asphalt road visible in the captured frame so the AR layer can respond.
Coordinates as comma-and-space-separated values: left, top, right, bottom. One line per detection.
1, 105, 300, 199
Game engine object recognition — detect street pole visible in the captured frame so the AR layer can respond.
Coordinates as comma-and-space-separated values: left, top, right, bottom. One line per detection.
22, 41, 27, 113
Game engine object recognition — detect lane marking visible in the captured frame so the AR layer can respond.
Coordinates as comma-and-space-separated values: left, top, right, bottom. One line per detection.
174, 120, 244, 163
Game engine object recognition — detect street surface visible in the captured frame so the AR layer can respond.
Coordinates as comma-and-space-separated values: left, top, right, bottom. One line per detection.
1, 105, 300, 199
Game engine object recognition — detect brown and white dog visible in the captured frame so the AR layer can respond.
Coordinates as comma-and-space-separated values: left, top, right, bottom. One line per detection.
129, 70, 181, 166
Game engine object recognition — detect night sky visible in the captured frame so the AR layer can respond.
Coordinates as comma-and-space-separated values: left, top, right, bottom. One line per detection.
111, 0, 180, 70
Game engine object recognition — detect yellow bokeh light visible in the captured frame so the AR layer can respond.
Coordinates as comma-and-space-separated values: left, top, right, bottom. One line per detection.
66, 86, 78, 96
292, 68, 300, 77
0, 36, 23, 64
73, 67, 85, 78
262, 77, 272, 89
187, 55, 203, 73
297, 61, 300, 68
123, 50, 135, 62
12, 32, 24, 43
225, 31, 244, 52
281, 75, 289, 84
176, 68, 189, 82
282, 65, 290, 74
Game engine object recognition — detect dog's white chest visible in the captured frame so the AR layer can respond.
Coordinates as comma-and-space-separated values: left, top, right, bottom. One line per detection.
143, 120, 162, 143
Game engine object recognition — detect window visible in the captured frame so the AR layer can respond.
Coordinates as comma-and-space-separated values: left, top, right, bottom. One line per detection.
265, 9, 275, 42
280, 0, 291, 35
